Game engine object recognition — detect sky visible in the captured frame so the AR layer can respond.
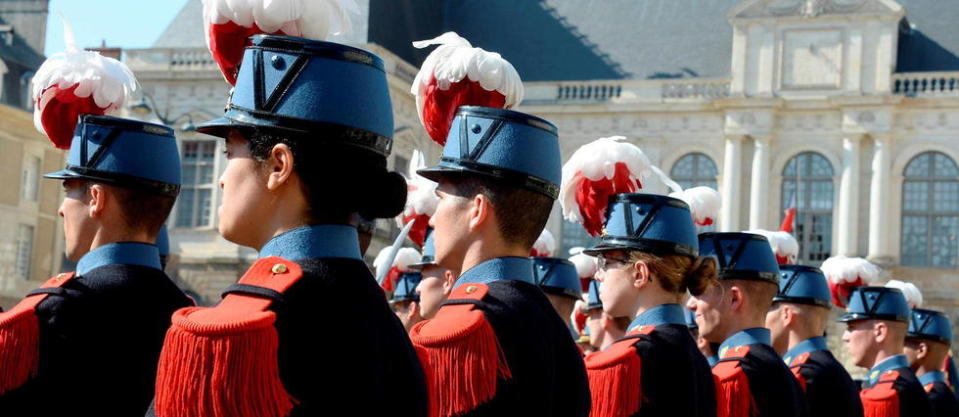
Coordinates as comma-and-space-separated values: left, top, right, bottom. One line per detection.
44, 0, 191, 55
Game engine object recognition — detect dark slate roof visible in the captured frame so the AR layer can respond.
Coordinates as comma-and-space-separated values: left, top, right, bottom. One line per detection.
370, 0, 740, 81
896, 0, 959, 72
153, 0, 205, 48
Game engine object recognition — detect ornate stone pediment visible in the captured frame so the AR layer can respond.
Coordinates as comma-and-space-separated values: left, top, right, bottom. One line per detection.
730, 0, 903, 20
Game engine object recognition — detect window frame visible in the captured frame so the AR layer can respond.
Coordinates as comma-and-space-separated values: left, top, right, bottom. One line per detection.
900, 151, 959, 268
780, 151, 835, 265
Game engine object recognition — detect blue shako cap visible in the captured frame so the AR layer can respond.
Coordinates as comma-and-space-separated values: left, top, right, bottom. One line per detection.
197, 35, 393, 156
698, 232, 780, 284
408, 229, 436, 270
417, 106, 562, 199
532, 257, 583, 299
44, 115, 181, 197
907, 308, 954, 343
583, 193, 698, 258
838, 286, 911, 323
585, 279, 602, 311
391, 271, 422, 303
773, 265, 832, 308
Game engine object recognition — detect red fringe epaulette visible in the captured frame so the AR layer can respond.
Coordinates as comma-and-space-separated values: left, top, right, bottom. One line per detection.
712, 345, 758, 417
154, 257, 303, 417
584, 325, 656, 417
861, 370, 901, 417
409, 283, 510, 417
788, 352, 812, 392
0, 272, 74, 394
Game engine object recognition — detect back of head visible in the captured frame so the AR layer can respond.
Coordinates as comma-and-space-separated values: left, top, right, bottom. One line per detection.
448, 175, 553, 249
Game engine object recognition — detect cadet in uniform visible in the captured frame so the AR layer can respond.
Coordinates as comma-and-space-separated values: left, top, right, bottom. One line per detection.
765, 265, 864, 417
686, 307, 719, 366
532, 256, 583, 326
408, 106, 591, 417
392, 270, 425, 331
411, 230, 460, 321
688, 232, 810, 417
840, 286, 934, 417
579, 192, 718, 417
152, 35, 427, 417
0, 115, 193, 417
904, 308, 959, 416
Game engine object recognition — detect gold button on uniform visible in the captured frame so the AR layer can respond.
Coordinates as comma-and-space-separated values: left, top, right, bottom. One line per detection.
465, 285, 478, 294
271, 263, 288, 274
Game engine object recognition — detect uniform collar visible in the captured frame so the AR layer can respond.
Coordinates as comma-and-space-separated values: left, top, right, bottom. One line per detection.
919, 371, 947, 386
707, 355, 719, 367
867, 354, 910, 386
719, 328, 771, 358
454, 257, 535, 289
784, 336, 828, 365
628, 303, 686, 331
77, 242, 161, 275
259, 225, 361, 261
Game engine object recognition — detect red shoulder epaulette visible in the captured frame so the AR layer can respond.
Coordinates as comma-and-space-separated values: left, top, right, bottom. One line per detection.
409, 283, 510, 417
155, 257, 303, 417
584, 325, 656, 417
861, 370, 901, 417
788, 352, 812, 392
923, 383, 934, 394
0, 272, 75, 394
712, 345, 757, 417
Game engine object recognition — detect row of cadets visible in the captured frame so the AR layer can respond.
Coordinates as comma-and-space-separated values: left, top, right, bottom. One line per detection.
688, 231, 811, 417
757, 230, 865, 417
152, 1, 428, 416
531, 230, 586, 336
0, 20, 193, 417
561, 135, 721, 417
405, 31, 591, 416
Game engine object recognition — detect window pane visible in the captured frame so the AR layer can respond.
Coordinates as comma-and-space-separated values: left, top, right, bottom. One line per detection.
933, 182, 959, 213
933, 153, 959, 177
200, 165, 214, 184
782, 152, 834, 265
198, 189, 212, 227
930, 216, 959, 267
671, 156, 695, 178
560, 221, 598, 257
901, 216, 929, 266
176, 190, 195, 227
183, 142, 198, 160
903, 181, 928, 212
182, 165, 197, 185
905, 153, 930, 178
201, 142, 216, 160
16, 224, 34, 279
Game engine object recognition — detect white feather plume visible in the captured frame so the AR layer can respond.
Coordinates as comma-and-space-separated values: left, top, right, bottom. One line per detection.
373, 247, 422, 276
202, 0, 358, 46
32, 18, 137, 135
820, 256, 881, 284
532, 229, 556, 257
569, 251, 598, 279
885, 280, 923, 309
410, 32, 524, 124
559, 136, 652, 224
403, 149, 439, 218
748, 229, 799, 262
670, 186, 721, 226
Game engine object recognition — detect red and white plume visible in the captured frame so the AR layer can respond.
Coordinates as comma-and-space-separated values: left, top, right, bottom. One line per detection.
399, 150, 438, 248
373, 246, 422, 293
885, 280, 923, 309
560, 136, 651, 236
31, 20, 137, 149
202, 0, 359, 84
820, 256, 881, 308
530, 229, 556, 257
569, 246, 598, 294
748, 229, 799, 265
411, 32, 523, 145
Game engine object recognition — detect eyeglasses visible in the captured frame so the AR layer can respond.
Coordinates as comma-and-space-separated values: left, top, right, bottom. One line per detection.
597, 255, 632, 271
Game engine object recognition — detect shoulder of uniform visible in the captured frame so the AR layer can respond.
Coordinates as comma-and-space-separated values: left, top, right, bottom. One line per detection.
408, 282, 509, 417
584, 327, 652, 417
0, 272, 77, 394
584, 327, 653, 370
862, 370, 903, 401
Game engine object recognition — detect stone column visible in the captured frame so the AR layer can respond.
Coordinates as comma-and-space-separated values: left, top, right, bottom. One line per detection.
749, 135, 772, 230
837, 134, 863, 255
868, 135, 893, 262
720, 135, 744, 232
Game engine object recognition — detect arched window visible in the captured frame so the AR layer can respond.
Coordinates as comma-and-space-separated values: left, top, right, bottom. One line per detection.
901, 152, 959, 267
781, 152, 834, 264
671, 152, 719, 232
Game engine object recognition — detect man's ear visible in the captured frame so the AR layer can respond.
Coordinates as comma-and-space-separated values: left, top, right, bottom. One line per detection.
874, 321, 889, 344
727, 285, 745, 313
467, 193, 491, 231
781, 305, 795, 327
442, 270, 457, 294
265, 143, 295, 191
88, 184, 107, 218
916, 341, 930, 361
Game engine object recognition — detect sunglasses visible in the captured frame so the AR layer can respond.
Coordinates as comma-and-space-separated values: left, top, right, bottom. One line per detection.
597, 254, 633, 271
